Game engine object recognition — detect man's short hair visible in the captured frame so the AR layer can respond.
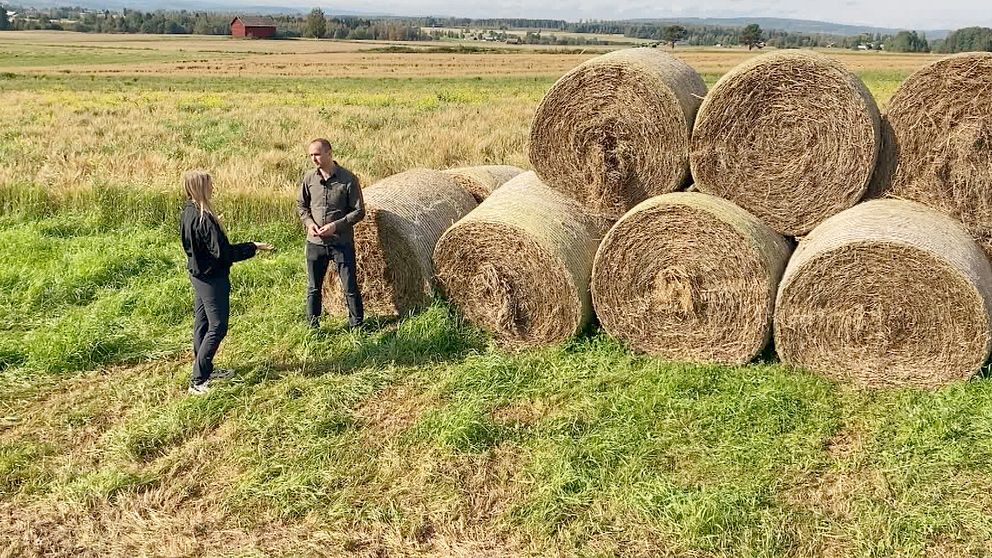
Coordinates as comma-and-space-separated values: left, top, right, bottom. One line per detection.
309, 138, 332, 152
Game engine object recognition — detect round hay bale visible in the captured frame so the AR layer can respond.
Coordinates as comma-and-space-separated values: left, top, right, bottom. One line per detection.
868, 52, 992, 257
592, 192, 791, 364
691, 50, 881, 236
529, 48, 707, 220
443, 165, 526, 202
774, 199, 992, 389
323, 169, 477, 318
433, 171, 607, 348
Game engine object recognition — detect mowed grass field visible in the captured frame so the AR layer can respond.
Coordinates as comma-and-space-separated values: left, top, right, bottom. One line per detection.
3, 32, 990, 557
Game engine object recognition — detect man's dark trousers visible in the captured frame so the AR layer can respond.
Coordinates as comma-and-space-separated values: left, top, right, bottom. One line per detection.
191, 274, 230, 386
306, 242, 364, 327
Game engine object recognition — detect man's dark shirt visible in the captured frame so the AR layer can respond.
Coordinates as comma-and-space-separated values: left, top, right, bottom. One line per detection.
180, 201, 256, 278
297, 162, 365, 246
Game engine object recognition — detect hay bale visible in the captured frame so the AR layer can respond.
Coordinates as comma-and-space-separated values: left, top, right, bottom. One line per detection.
691, 50, 881, 236
868, 52, 992, 257
433, 171, 607, 348
323, 169, 477, 318
774, 199, 992, 389
529, 48, 707, 220
443, 165, 526, 202
592, 192, 791, 364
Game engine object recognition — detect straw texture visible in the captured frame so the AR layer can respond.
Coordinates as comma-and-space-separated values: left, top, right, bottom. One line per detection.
433, 171, 607, 348
869, 52, 992, 258
443, 165, 526, 202
775, 199, 992, 388
323, 169, 477, 317
691, 50, 881, 236
592, 192, 791, 363
529, 48, 707, 220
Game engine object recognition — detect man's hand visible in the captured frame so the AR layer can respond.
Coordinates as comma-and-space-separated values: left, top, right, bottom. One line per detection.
307, 223, 320, 237
254, 242, 276, 251
317, 222, 337, 237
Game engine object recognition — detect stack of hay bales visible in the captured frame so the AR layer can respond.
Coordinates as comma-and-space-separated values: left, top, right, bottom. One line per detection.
869, 52, 992, 256
433, 172, 606, 348
443, 165, 525, 202
774, 200, 992, 389
529, 48, 707, 220
690, 50, 881, 236
427, 47, 709, 350
328, 48, 992, 391
591, 192, 791, 364
322, 169, 477, 318
762, 52, 992, 388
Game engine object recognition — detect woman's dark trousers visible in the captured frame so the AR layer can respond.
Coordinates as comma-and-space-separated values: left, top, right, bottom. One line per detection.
190, 274, 230, 386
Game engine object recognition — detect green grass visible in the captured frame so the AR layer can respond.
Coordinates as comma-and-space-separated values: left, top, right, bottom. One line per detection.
3, 211, 992, 556
1, 58, 983, 555
0, 439, 53, 497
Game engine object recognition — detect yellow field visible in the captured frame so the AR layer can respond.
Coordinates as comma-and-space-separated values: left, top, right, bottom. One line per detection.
0, 31, 942, 77
0, 32, 938, 215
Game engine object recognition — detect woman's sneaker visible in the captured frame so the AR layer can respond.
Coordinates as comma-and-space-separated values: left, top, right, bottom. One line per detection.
188, 380, 211, 395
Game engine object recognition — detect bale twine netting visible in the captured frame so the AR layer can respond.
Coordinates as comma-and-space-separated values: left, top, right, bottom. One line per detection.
868, 52, 992, 257
433, 171, 608, 348
443, 165, 526, 203
592, 192, 792, 364
323, 169, 477, 318
529, 48, 707, 220
774, 199, 992, 389
691, 50, 881, 236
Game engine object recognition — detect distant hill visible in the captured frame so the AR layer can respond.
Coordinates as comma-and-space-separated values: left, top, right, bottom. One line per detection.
7, 2, 953, 39
625, 17, 950, 40
10, 0, 379, 16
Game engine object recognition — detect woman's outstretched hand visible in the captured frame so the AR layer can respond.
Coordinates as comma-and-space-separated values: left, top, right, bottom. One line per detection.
254, 242, 276, 251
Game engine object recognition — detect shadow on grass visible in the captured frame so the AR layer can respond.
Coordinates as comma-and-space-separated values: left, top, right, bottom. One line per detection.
252, 302, 489, 380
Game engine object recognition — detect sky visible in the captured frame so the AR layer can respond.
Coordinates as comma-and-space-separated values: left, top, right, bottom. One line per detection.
312, 0, 991, 31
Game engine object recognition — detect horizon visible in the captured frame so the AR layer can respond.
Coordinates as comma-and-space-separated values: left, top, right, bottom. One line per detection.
257, 0, 991, 31
8, 0, 992, 32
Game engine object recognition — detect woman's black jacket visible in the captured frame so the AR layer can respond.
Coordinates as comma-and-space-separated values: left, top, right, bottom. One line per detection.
180, 200, 257, 279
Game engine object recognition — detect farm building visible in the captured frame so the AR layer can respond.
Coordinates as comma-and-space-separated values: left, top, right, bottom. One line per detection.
230, 16, 277, 39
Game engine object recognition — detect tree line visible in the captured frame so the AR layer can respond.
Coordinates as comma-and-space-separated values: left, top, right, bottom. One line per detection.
300, 10, 428, 40
935, 27, 992, 53
0, 5, 429, 40
0, 3, 989, 54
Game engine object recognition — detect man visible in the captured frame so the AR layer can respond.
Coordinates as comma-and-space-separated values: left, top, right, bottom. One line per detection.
297, 138, 365, 330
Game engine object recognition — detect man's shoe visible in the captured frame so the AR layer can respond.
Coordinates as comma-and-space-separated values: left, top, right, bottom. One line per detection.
308, 317, 320, 330
210, 368, 236, 381
346, 322, 365, 332
188, 380, 211, 395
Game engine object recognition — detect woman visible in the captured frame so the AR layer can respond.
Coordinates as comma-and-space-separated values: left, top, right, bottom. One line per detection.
180, 170, 274, 395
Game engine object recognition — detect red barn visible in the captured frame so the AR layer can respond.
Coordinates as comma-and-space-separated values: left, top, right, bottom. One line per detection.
230, 16, 277, 39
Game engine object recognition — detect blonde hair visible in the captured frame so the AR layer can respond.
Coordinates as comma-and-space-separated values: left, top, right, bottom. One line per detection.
183, 170, 215, 222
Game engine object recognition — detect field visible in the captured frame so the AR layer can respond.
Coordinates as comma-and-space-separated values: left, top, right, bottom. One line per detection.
3, 32, 990, 557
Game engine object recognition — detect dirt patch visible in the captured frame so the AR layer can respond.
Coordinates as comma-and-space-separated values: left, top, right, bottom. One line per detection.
787, 462, 900, 518
491, 400, 549, 427
781, 467, 891, 558
353, 384, 434, 444
823, 424, 866, 460
0, 361, 183, 488
1, 361, 180, 442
